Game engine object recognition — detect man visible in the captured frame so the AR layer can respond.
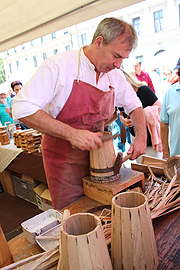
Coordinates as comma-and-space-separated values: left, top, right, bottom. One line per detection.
10, 80, 29, 129
160, 57, 180, 158
13, 18, 147, 210
9, 80, 23, 118
133, 60, 156, 93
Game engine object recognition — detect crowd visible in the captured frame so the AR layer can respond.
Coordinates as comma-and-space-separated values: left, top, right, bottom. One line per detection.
113, 57, 180, 164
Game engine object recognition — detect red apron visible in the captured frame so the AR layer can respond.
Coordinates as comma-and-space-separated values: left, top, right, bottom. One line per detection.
41, 65, 114, 210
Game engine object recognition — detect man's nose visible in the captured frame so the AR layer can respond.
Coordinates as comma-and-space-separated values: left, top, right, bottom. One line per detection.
114, 59, 123, 69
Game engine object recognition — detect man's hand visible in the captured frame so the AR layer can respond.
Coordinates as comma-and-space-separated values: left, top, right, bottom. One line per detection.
68, 129, 103, 151
127, 107, 147, 160
127, 135, 146, 160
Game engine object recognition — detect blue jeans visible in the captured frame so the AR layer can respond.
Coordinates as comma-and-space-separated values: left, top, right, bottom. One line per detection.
112, 113, 131, 152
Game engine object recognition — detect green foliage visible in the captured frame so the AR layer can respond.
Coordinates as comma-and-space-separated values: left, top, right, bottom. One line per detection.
0, 58, 6, 84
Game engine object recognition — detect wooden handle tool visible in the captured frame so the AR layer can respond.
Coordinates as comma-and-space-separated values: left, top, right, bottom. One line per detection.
101, 132, 120, 142
114, 153, 132, 174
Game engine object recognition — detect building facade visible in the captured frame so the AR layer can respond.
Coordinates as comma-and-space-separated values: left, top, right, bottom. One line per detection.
1, 0, 180, 86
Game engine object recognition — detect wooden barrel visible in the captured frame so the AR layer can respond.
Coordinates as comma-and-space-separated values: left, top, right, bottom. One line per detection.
164, 155, 180, 183
58, 213, 113, 270
0, 225, 14, 268
111, 191, 158, 270
89, 131, 116, 178
0, 130, 10, 145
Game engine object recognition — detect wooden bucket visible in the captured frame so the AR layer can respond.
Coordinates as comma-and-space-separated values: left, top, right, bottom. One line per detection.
0, 130, 10, 145
0, 225, 14, 268
89, 131, 116, 179
111, 191, 158, 270
164, 155, 180, 183
58, 213, 113, 270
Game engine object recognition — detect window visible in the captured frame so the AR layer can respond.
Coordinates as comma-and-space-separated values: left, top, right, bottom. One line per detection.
43, 52, 47, 61
179, 5, 180, 27
16, 60, 19, 69
31, 40, 35, 47
81, 33, 87, 46
66, 45, 70, 51
9, 63, 12, 74
52, 32, 56, 39
7, 50, 9, 56
41, 36, 44, 43
153, 10, 163, 33
22, 46, 25, 50
133, 17, 141, 36
53, 49, 58, 54
14, 47, 17, 53
64, 31, 69, 35
136, 55, 143, 64
33, 55, 38, 67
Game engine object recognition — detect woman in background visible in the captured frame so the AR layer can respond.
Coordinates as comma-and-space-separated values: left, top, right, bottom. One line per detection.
120, 71, 162, 162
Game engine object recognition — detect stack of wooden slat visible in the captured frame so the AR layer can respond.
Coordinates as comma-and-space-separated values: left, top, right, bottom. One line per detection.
145, 167, 180, 219
15, 129, 42, 154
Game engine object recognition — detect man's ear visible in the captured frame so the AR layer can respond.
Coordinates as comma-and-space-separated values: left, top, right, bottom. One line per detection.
94, 36, 104, 49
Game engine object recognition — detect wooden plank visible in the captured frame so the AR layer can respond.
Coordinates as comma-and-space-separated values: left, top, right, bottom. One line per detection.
83, 168, 145, 205
154, 209, 180, 270
8, 233, 43, 262
0, 170, 16, 196
131, 162, 165, 176
141, 155, 166, 167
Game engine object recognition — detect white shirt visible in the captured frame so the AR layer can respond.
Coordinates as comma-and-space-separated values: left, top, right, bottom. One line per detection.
13, 48, 142, 120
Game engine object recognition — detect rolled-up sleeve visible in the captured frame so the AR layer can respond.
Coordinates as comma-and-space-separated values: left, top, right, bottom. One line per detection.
13, 58, 64, 120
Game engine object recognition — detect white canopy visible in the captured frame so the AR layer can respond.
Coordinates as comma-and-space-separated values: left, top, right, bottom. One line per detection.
0, 0, 144, 53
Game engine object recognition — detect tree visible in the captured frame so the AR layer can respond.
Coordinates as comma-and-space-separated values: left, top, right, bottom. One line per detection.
0, 58, 6, 84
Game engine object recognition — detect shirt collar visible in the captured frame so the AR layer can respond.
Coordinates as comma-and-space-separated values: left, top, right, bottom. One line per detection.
80, 47, 95, 71
80, 47, 106, 78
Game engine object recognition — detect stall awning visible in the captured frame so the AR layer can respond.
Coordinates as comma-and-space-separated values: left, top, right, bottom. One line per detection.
0, 0, 144, 53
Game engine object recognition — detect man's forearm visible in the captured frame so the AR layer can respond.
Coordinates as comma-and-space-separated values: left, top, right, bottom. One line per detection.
20, 109, 74, 140
128, 107, 147, 159
130, 107, 147, 139
20, 109, 103, 151
160, 121, 169, 158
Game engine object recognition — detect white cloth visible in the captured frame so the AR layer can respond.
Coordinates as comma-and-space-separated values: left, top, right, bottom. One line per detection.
12, 48, 142, 120
0, 139, 23, 172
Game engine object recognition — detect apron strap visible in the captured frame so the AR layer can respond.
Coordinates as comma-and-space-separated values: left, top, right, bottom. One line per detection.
77, 48, 82, 84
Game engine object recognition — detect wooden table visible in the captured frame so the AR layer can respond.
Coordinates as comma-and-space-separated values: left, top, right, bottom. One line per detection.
8, 196, 180, 270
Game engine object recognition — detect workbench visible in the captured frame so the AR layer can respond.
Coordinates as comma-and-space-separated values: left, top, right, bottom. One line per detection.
8, 195, 180, 270
0, 139, 46, 182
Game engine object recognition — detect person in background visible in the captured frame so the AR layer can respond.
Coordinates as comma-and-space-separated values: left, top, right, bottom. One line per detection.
13, 17, 147, 210
0, 89, 13, 126
120, 71, 162, 162
112, 109, 131, 153
9, 80, 29, 129
9, 81, 23, 118
133, 60, 156, 93
160, 57, 180, 158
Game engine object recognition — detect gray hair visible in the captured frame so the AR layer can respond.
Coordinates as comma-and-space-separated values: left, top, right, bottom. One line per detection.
91, 17, 138, 51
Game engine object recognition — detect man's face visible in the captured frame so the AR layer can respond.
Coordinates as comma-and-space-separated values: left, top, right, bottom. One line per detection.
0, 93, 7, 105
0, 93, 6, 99
14, 84, 22, 95
133, 61, 141, 74
94, 36, 131, 73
